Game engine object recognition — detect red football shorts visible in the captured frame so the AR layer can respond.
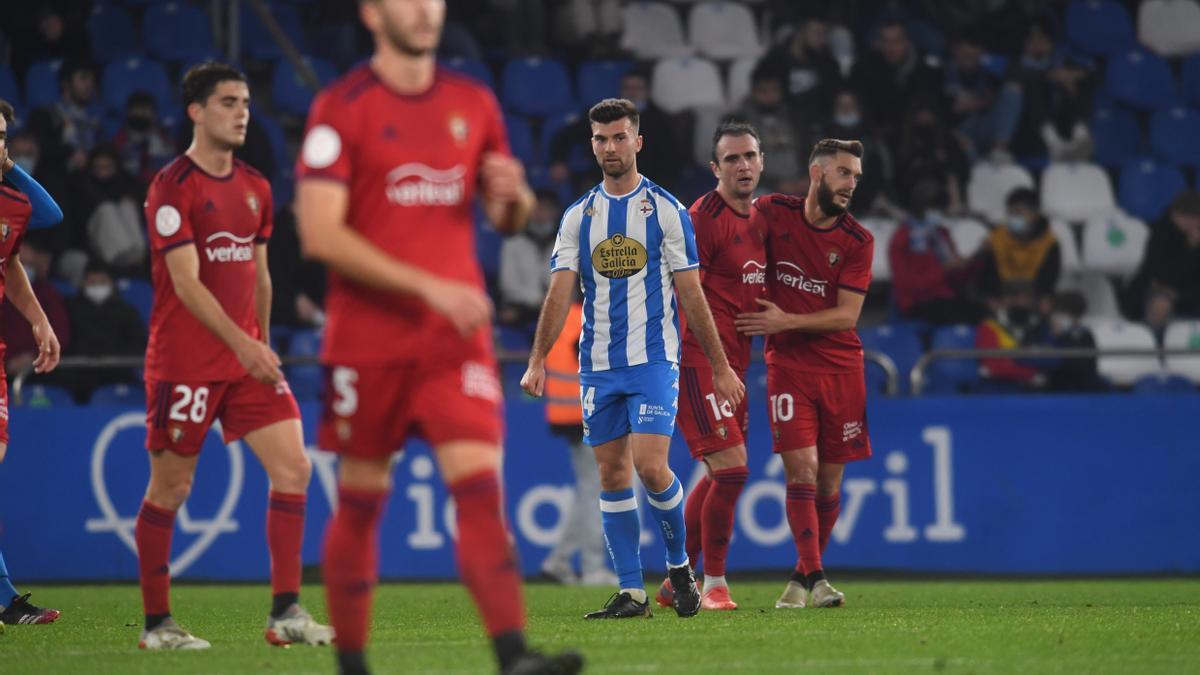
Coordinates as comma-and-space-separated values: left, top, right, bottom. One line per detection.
317, 357, 504, 461
766, 365, 872, 464
145, 376, 301, 455
677, 364, 748, 459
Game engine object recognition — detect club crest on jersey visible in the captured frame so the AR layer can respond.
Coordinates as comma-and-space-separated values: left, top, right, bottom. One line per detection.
245, 192, 259, 216
170, 425, 185, 444
637, 198, 655, 217
0, 221, 8, 243
716, 425, 728, 439
828, 250, 841, 267
449, 115, 468, 146
591, 233, 648, 279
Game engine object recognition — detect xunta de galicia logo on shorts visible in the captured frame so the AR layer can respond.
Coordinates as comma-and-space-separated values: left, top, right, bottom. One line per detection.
591, 233, 648, 279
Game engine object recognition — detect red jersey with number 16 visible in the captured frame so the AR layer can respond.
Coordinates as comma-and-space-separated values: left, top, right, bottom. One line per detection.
680, 190, 767, 372
144, 156, 274, 381
296, 65, 511, 366
759, 194, 873, 373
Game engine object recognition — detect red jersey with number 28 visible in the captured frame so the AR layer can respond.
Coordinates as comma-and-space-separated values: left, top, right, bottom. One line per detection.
758, 194, 873, 373
144, 156, 274, 381
296, 65, 510, 366
680, 190, 767, 372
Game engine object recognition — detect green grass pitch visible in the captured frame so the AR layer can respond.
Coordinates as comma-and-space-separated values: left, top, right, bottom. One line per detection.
1, 579, 1198, 674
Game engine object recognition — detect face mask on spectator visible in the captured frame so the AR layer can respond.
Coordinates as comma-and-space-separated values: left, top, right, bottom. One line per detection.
84, 283, 114, 305
833, 112, 861, 128
1007, 214, 1030, 235
13, 155, 37, 174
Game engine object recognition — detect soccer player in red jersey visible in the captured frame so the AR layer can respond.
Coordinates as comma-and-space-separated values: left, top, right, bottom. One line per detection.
655, 121, 766, 612
136, 64, 331, 650
736, 139, 874, 609
295, 2, 581, 674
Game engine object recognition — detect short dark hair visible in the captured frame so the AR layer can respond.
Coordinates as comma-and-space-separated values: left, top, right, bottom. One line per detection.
125, 90, 157, 111
809, 138, 864, 164
1054, 290, 1087, 318
1006, 186, 1039, 209
588, 98, 639, 130
58, 59, 95, 86
0, 99, 13, 125
84, 258, 113, 279
711, 119, 760, 163
181, 61, 247, 107
1170, 188, 1200, 216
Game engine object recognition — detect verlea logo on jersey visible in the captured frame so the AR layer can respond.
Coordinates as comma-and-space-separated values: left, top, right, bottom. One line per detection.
742, 260, 766, 284
385, 163, 466, 207
591, 233, 648, 279
775, 261, 828, 297
204, 231, 255, 263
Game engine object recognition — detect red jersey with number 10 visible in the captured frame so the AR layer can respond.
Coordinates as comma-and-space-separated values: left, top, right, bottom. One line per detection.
680, 190, 767, 372
144, 156, 274, 381
296, 65, 510, 366
759, 194, 873, 373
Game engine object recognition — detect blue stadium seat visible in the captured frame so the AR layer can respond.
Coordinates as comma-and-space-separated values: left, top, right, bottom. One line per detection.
497, 324, 533, 352
50, 279, 77, 297
240, 1, 305, 62
577, 60, 632, 107
144, 1, 216, 62
1132, 373, 1195, 394
285, 328, 322, 400
438, 21, 483, 61
860, 323, 924, 394
87, 3, 140, 63
1182, 54, 1200, 107
500, 57, 574, 118
117, 277, 155, 324
90, 383, 147, 406
441, 57, 494, 89
1118, 158, 1187, 222
504, 114, 537, 171
1149, 107, 1200, 167
101, 56, 173, 115
253, 113, 288, 181
1105, 48, 1178, 111
1090, 105, 1142, 168
1066, 0, 1136, 56
539, 111, 590, 174
923, 324, 980, 394
272, 57, 337, 118
24, 59, 64, 110
0, 63, 21, 112
17, 384, 76, 408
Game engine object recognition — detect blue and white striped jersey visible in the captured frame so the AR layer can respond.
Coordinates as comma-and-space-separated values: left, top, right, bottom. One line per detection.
550, 175, 699, 373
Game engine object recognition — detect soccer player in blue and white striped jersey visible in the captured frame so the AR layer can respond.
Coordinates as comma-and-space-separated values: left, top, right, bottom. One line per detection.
522, 98, 744, 619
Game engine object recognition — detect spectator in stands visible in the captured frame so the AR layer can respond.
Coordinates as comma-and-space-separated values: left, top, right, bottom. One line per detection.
2, 236, 70, 380
1143, 288, 1176, 348
550, 0, 621, 57
1009, 21, 1095, 164
812, 90, 899, 216
618, 69, 682, 194
9, 6, 88, 88
53, 59, 103, 162
976, 280, 1047, 389
1043, 290, 1104, 392
737, 61, 803, 193
499, 189, 557, 328
977, 187, 1060, 303
850, 19, 943, 150
68, 144, 147, 273
268, 205, 328, 329
943, 29, 1023, 161
1122, 189, 1200, 321
894, 98, 968, 213
486, 0, 546, 56
62, 260, 146, 402
761, 17, 843, 119
112, 91, 175, 183
890, 180, 981, 324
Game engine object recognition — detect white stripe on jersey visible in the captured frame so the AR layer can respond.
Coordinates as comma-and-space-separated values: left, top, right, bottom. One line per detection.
623, 197, 649, 366
586, 195, 612, 371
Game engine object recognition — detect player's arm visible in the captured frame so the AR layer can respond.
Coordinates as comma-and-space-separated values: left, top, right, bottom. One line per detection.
480, 152, 536, 235
163, 244, 282, 384
295, 179, 491, 337
3, 253, 59, 373
735, 289, 866, 335
2, 160, 63, 227
674, 269, 745, 407
253, 243, 271, 346
520, 269, 577, 397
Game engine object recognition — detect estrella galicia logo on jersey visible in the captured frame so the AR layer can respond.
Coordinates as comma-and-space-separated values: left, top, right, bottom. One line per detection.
742, 260, 766, 285
85, 412, 244, 577
204, 231, 255, 263
448, 115, 469, 146
385, 163, 466, 207
776, 261, 828, 297
828, 250, 841, 267
245, 192, 259, 217
591, 233, 648, 279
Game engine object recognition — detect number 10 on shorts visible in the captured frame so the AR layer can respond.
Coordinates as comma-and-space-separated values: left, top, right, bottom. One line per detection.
770, 394, 794, 422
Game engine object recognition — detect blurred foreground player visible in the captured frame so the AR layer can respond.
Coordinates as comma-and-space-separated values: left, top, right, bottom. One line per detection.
736, 139, 875, 609
0, 98, 63, 626
295, 1, 581, 673
136, 64, 331, 650
656, 121, 766, 611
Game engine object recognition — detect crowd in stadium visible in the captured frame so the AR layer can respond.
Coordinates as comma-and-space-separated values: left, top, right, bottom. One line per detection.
0, 0, 1198, 402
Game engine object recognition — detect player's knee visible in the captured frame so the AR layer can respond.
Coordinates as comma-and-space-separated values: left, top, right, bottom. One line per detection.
782, 457, 818, 484
272, 456, 312, 493
597, 461, 632, 491
633, 458, 671, 492
149, 475, 194, 510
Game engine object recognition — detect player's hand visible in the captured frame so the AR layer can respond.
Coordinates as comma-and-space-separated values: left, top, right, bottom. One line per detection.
712, 365, 745, 410
421, 277, 493, 337
0, 442, 7, 464
31, 319, 60, 374
479, 152, 527, 203
735, 298, 793, 336
520, 360, 546, 397
236, 336, 284, 385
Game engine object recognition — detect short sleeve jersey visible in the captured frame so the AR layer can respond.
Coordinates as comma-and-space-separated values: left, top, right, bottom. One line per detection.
144, 156, 274, 381
679, 190, 767, 373
758, 194, 873, 373
0, 184, 31, 353
550, 176, 698, 373
295, 65, 510, 366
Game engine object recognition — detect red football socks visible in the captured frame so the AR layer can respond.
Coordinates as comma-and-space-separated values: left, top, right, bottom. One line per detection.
449, 470, 525, 637
702, 467, 749, 577
683, 475, 712, 569
323, 486, 387, 653
786, 483, 821, 577
267, 491, 306, 598
816, 492, 841, 554
136, 500, 176, 617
